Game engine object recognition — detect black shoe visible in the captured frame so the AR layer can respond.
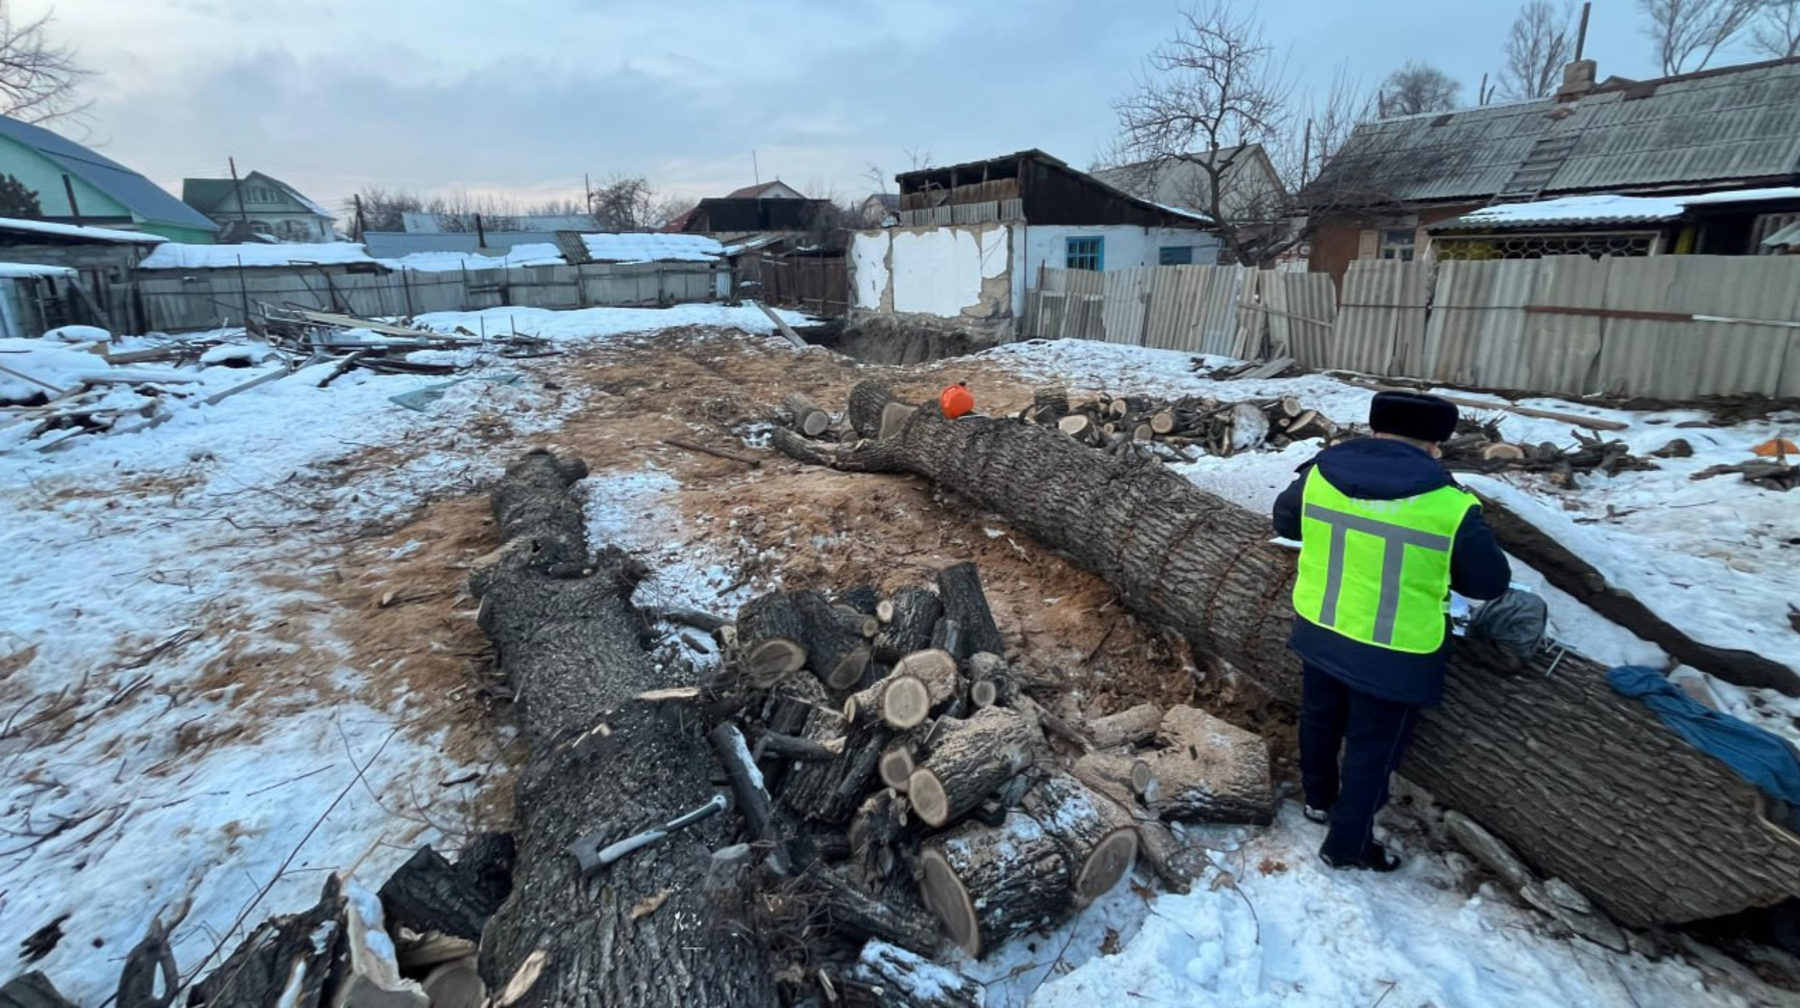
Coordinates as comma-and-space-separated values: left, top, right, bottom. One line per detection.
1302, 805, 1331, 824
1320, 840, 1403, 873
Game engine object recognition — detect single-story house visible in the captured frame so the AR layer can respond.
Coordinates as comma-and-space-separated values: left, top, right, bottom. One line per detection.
859, 193, 900, 227
1301, 55, 1800, 283
1092, 144, 1294, 264
183, 171, 340, 243
851, 149, 1216, 326
0, 115, 217, 243
1426, 188, 1800, 258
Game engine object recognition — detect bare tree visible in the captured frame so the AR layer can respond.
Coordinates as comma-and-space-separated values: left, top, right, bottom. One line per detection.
1499, 1, 1576, 100
649, 194, 696, 230
0, 3, 90, 125
1381, 62, 1461, 116
587, 174, 656, 231
1638, 0, 1764, 75
1751, 0, 1800, 57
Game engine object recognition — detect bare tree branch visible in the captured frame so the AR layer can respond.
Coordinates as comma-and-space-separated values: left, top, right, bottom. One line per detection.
0, 3, 90, 125
1499, 1, 1576, 100
1638, 0, 1764, 75
1750, 0, 1800, 58
587, 174, 656, 231
1380, 61, 1461, 116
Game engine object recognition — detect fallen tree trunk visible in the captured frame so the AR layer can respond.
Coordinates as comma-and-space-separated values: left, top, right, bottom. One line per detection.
472, 450, 778, 1006
1475, 492, 1800, 697
779, 383, 1800, 928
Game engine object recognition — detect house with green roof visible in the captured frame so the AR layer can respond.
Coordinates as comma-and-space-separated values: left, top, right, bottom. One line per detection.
182, 171, 340, 243
0, 114, 217, 244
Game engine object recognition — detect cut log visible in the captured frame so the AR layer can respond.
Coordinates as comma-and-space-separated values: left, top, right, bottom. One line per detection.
1029, 387, 1070, 424
708, 722, 795, 874
1070, 751, 1154, 807
1149, 410, 1177, 435
779, 382, 1800, 928
782, 391, 832, 437
928, 617, 962, 659
798, 593, 874, 690
735, 590, 813, 685
1086, 702, 1164, 750
919, 813, 1071, 957
1135, 821, 1211, 894
836, 941, 983, 1008
0, 973, 76, 1008
378, 839, 511, 942
848, 788, 911, 893
421, 958, 484, 1008
879, 743, 917, 791
907, 706, 1039, 828
935, 562, 1005, 661
1475, 493, 1800, 697
1138, 706, 1274, 824
755, 730, 844, 763
965, 652, 1018, 708
836, 584, 883, 616
1021, 771, 1139, 906
872, 586, 943, 664
189, 875, 346, 1008
338, 881, 431, 1008
471, 450, 777, 1004
847, 650, 961, 729
1057, 414, 1092, 439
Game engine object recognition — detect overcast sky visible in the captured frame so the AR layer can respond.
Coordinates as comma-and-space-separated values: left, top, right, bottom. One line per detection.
34, 0, 1771, 216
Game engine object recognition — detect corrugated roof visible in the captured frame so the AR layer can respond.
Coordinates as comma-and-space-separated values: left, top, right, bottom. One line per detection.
1309, 57, 1800, 205
1432, 186, 1800, 231
0, 116, 218, 231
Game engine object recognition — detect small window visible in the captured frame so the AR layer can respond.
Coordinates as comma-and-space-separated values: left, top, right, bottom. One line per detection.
1158, 245, 1194, 266
1066, 236, 1104, 271
1380, 228, 1417, 261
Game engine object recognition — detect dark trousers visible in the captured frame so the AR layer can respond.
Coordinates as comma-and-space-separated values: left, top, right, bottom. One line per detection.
1299, 662, 1420, 860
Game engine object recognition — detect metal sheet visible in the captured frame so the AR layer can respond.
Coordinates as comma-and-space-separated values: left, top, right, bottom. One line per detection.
1594, 255, 1800, 399
1334, 260, 1429, 375
1258, 271, 1337, 362
1102, 267, 1151, 345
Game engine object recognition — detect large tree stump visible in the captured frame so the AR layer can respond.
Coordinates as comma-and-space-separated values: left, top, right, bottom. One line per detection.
873, 587, 944, 665
919, 814, 1071, 957
1020, 771, 1140, 907
471, 451, 777, 1006
907, 706, 1038, 828
1139, 706, 1274, 825
935, 562, 1005, 660
800, 381, 1800, 928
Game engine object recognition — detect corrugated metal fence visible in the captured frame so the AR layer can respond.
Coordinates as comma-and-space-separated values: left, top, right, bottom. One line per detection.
1027, 255, 1800, 398
126, 261, 722, 332
1024, 264, 1334, 361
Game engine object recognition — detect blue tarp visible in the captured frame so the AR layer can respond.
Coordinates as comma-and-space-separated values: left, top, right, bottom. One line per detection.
1608, 666, 1800, 822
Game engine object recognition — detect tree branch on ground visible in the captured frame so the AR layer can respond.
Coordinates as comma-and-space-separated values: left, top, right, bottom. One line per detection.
1380, 61, 1461, 116
1751, 0, 1800, 58
1638, 0, 1764, 75
1499, 1, 1576, 100
0, 3, 90, 125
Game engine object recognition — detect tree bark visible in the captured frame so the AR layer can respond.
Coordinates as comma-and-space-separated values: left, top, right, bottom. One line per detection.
1140, 706, 1274, 825
189, 876, 346, 1008
1086, 703, 1164, 750
906, 706, 1038, 828
935, 562, 1006, 661
1020, 771, 1140, 906
919, 814, 1071, 958
471, 451, 778, 1006
782, 391, 832, 437
1475, 493, 1800, 697
735, 590, 814, 685
833, 942, 983, 1008
800, 381, 1800, 928
709, 722, 795, 874
874, 586, 944, 665
378, 839, 512, 942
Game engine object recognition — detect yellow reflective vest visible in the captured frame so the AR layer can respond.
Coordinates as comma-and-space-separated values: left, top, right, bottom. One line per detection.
1291, 467, 1478, 653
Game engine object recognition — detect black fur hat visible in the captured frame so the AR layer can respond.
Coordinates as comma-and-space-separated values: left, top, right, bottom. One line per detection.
1369, 391, 1458, 443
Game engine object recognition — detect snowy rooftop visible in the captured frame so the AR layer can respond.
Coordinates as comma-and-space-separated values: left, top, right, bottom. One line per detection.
0, 262, 77, 278
138, 242, 380, 269
0, 217, 166, 244
1435, 187, 1800, 231
379, 243, 566, 272
580, 233, 724, 263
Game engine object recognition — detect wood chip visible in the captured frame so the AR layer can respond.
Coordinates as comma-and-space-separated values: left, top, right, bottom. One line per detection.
629, 891, 669, 920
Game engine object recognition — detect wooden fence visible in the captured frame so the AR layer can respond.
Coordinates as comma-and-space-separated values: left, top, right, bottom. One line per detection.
1026, 255, 1800, 399
734, 255, 850, 317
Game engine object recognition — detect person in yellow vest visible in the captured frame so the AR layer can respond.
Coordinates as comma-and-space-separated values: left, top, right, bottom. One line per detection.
1272, 391, 1511, 871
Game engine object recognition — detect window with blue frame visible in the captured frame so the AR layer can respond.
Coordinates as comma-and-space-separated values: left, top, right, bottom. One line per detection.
1065, 236, 1103, 271
1158, 245, 1194, 265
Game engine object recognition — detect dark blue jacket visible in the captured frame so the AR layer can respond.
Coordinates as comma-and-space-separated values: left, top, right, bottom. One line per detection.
1272, 438, 1512, 706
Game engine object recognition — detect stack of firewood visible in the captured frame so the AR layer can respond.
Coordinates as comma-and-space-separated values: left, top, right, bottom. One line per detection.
1438, 418, 1655, 486
1018, 386, 1336, 459
707, 561, 1276, 964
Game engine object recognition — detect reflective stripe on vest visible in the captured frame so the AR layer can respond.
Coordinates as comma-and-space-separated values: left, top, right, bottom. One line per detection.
1291, 468, 1477, 653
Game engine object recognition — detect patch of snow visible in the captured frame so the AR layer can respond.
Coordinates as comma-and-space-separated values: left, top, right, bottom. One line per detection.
139, 242, 377, 270
581, 232, 724, 263
0, 262, 76, 278
380, 243, 565, 272
44, 324, 110, 343
0, 216, 164, 243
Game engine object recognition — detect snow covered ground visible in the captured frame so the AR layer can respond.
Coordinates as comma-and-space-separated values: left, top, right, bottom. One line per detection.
3, 311, 1795, 1006
0, 304, 804, 1004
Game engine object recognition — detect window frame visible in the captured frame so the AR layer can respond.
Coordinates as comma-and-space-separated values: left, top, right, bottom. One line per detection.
1065, 235, 1104, 271
1158, 245, 1194, 266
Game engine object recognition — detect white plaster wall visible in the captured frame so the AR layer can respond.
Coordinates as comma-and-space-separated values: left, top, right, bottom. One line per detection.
1010, 225, 1222, 316
887, 223, 1010, 318
850, 230, 891, 309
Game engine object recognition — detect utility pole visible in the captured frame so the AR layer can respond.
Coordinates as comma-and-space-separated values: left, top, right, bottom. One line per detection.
1300, 118, 1312, 188
1575, 1, 1592, 61
353, 193, 366, 240
752, 149, 760, 185
228, 157, 251, 228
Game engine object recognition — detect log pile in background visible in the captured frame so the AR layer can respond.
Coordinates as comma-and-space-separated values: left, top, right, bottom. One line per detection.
705, 560, 1275, 966
1437, 418, 1655, 487
1016, 386, 1336, 460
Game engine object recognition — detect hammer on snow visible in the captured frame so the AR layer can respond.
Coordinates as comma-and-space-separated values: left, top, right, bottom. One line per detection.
568, 793, 728, 875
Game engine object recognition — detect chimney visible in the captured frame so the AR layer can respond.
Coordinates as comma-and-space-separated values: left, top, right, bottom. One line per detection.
1556, 59, 1597, 101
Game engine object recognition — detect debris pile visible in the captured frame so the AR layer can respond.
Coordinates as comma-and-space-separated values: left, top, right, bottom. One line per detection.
1438, 419, 1656, 486
1016, 386, 1336, 460
1192, 356, 1305, 380
697, 561, 1274, 977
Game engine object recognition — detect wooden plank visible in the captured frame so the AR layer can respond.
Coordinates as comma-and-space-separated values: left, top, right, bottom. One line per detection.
1524, 303, 1800, 331
661, 437, 762, 467
0, 362, 67, 396
1342, 379, 1629, 432
750, 300, 807, 349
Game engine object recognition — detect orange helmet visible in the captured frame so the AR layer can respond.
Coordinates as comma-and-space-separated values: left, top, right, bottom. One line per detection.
939, 382, 974, 419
